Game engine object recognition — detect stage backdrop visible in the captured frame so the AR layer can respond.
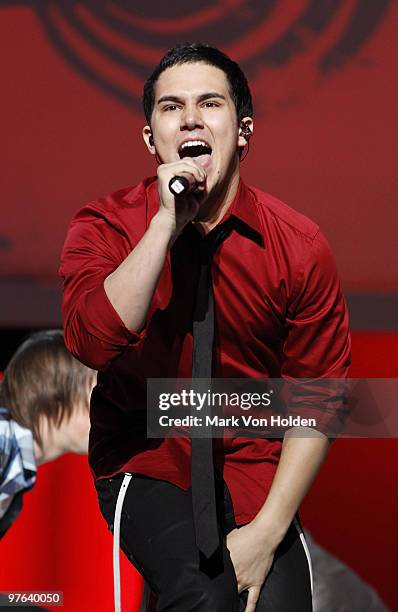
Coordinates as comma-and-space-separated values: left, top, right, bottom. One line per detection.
1, 2, 397, 611
0, 0, 397, 327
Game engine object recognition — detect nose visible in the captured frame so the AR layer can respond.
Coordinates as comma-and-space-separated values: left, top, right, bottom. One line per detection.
180, 103, 204, 131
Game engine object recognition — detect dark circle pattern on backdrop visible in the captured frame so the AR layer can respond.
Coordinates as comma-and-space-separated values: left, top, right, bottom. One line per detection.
2, 0, 392, 110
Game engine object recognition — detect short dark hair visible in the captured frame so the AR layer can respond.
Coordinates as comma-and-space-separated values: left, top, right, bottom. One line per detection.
143, 42, 253, 124
0, 330, 96, 447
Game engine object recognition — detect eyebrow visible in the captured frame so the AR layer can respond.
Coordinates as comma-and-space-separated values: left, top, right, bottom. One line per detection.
157, 92, 227, 105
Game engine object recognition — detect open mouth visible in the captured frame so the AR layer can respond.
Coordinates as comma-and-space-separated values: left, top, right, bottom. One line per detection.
178, 140, 212, 166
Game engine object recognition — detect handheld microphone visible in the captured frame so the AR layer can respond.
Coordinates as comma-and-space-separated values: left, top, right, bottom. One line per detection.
168, 175, 198, 196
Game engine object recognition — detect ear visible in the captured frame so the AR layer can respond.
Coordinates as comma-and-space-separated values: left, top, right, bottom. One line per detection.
143, 125, 156, 155
237, 117, 254, 150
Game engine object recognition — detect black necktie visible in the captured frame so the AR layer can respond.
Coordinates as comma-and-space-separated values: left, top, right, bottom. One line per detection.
191, 220, 232, 558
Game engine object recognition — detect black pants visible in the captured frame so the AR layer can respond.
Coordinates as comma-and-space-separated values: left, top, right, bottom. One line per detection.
95, 474, 312, 612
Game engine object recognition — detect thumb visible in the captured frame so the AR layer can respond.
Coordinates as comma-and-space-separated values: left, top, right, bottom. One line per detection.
244, 586, 261, 612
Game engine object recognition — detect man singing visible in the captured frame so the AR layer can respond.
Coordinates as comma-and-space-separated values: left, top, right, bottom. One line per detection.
60, 43, 350, 611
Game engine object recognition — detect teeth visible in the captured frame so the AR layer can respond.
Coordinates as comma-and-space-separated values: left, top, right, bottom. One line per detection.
180, 140, 210, 150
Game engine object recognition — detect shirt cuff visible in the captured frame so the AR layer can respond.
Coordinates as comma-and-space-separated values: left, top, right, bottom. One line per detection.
81, 281, 146, 347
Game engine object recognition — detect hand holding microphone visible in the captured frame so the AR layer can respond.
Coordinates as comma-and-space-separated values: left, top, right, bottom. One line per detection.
156, 160, 207, 235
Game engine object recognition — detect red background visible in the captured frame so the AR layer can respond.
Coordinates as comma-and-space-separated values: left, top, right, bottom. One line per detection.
1, 2, 397, 291
1, 2, 397, 611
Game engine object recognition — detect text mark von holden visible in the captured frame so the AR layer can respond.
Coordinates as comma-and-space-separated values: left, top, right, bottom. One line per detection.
158, 415, 317, 428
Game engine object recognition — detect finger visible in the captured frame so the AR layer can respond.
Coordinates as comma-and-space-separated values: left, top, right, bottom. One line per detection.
176, 164, 206, 186
179, 157, 207, 175
159, 161, 206, 184
177, 171, 205, 192
244, 586, 261, 612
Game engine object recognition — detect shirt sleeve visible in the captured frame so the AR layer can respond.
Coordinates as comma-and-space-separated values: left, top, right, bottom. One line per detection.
59, 209, 146, 370
281, 229, 351, 436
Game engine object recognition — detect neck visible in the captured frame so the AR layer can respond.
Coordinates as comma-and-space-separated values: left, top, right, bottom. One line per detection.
193, 161, 240, 234
33, 439, 61, 466
33, 410, 89, 466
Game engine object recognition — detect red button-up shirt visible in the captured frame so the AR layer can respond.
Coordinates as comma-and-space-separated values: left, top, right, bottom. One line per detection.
60, 178, 350, 525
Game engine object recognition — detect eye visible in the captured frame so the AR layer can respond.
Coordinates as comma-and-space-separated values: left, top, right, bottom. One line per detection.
202, 101, 220, 108
163, 104, 181, 112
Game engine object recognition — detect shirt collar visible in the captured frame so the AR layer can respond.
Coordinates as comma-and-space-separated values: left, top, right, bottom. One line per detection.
146, 176, 264, 247
225, 179, 264, 247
